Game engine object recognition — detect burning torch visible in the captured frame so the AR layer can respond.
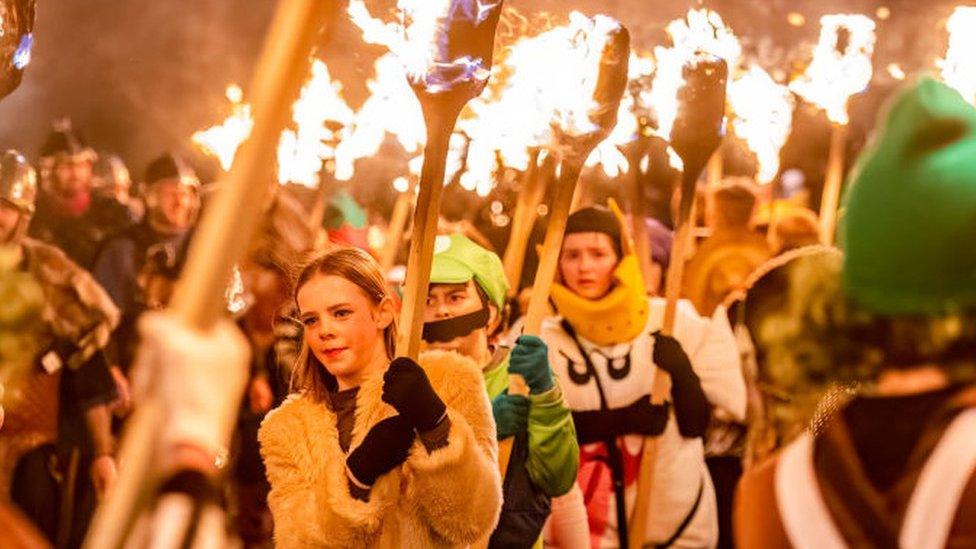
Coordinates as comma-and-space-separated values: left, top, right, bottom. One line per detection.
789, 14, 876, 245
629, 53, 728, 549
395, 0, 506, 360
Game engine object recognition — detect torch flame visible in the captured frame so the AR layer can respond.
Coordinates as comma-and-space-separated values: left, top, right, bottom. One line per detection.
789, 14, 876, 125
454, 11, 628, 192
195, 61, 353, 187
728, 65, 795, 184
349, 0, 501, 94
939, 6, 976, 104
334, 53, 426, 182
277, 59, 355, 187
648, 9, 741, 144
192, 85, 254, 171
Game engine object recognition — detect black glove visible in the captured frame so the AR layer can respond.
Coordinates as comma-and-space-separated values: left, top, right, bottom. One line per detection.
346, 415, 415, 486
572, 396, 669, 445
652, 332, 710, 438
382, 357, 448, 433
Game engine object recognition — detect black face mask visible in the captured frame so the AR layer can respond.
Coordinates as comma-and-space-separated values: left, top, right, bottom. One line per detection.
422, 306, 490, 344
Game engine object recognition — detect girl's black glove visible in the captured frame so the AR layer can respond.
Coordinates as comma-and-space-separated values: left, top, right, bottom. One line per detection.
652, 332, 711, 438
346, 415, 415, 487
382, 357, 448, 433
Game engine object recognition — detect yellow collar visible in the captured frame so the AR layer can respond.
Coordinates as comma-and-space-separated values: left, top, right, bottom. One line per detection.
550, 254, 649, 346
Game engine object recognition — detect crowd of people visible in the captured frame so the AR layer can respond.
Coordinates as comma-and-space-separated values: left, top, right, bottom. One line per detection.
2, 74, 976, 549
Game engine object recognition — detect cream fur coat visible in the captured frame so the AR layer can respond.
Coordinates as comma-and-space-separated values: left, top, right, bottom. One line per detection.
259, 350, 502, 548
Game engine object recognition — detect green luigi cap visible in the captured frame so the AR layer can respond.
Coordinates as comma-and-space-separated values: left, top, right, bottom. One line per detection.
841, 77, 976, 316
430, 233, 509, 310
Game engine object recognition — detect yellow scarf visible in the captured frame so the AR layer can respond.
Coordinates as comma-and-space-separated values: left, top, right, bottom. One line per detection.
550, 254, 649, 346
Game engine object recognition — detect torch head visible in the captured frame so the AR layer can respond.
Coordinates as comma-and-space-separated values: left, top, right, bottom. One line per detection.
551, 20, 631, 163
0, 0, 35, 101
670, 53, 728, 177
403, 0, 505, 100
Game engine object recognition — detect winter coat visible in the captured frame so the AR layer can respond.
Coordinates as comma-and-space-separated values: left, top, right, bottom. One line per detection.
258, 350, 502, 548
542, 298, 745, 548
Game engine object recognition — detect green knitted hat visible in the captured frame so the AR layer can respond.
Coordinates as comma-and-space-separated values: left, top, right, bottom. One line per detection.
841, 77, 976, 315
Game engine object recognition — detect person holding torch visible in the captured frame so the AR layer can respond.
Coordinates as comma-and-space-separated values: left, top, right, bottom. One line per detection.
259, 248, 501, 547
540, 204, 745, 547
421, 233, 579, 547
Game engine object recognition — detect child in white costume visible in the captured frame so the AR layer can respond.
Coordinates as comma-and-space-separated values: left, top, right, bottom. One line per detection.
541, 206, 745, 548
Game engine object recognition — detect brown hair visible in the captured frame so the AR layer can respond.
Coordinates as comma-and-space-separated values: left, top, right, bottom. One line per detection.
290, 247, 397, 401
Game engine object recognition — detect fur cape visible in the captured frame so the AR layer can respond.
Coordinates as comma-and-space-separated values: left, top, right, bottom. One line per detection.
259, 350, 502, 548
22, 237, 119, 369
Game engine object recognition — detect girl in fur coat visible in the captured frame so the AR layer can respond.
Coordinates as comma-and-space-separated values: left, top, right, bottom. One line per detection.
259, 248, 502, 548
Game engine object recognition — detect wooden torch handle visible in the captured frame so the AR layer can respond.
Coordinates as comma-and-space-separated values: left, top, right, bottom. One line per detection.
818, 123, 849, 245
84, 2, 334, 548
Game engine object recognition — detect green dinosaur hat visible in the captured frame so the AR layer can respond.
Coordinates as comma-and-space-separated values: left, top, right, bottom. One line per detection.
841, 77, 976, 315
429, 233, 508, 310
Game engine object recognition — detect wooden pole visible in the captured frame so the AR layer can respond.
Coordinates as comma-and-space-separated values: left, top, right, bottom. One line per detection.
395, 94, 468, 360
501, 149, 549, 292
706, 149, 723, 192
818, 123, 848, 245
628, 170, 701, 549
495, 159, 583, 484
521, 161, 585, 335
84, 2, 335, 548
380, 179, 416, 274
622, 139, 654, 293
308, 166, 335, 234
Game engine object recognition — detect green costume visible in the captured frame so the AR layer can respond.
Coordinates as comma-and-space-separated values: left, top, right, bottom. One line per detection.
429, 233, 579, 547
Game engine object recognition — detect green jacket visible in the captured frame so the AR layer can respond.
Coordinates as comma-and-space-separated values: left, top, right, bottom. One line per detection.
483, 352, 579, 497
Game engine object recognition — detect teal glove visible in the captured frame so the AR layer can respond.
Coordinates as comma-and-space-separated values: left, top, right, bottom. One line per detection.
492, 392, 529, 439
508, 335, 554, 394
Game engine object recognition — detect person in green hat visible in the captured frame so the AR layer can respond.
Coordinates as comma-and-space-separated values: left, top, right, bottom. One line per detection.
422, 233, 579, 548
735, 77, 976, 547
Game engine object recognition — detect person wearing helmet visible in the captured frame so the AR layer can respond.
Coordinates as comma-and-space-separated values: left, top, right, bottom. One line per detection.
28, 120, 134, 268
92, 153, 199, 373
0, 150, 122, 547
93, 153, 144, 221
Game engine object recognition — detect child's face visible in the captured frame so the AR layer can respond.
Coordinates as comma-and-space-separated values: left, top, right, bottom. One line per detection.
297, 274, 392, 390
423, 280, 492, 361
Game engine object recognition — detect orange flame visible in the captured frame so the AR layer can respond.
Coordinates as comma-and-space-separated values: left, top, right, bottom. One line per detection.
939, 7, 976, 104
649, 9, 741, 143
789, 14, 876, 125
192, 85, 254, 171
728, 66, 795, 184
277, 60, 354, 187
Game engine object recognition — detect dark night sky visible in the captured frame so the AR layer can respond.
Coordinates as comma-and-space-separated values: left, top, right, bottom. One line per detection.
0, 0, 962, 185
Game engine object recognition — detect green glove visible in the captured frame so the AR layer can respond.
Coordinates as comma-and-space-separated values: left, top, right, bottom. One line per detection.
492, 392, 529, 439
508, 335, 554, 394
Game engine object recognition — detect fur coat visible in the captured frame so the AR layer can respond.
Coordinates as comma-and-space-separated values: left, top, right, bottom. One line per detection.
259, 350, 503, 548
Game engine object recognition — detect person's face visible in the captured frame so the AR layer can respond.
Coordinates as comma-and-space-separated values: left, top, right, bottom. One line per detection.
149, 180, 197, 232
422, 280, 495, 359
559, 232, 619, 300
0, 202, 24, 244
52, 158, 93, 198
297, 274, 393, 390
